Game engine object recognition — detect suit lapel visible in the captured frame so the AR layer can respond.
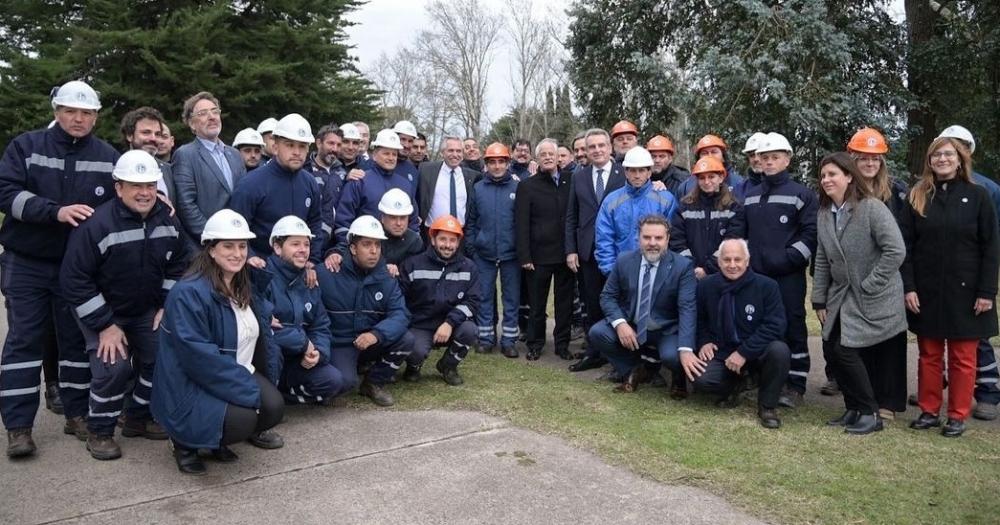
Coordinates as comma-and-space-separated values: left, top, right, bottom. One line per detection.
196, 141, 232, 194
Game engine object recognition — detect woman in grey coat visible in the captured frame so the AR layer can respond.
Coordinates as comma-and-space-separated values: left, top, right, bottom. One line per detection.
812, 153, 907, 435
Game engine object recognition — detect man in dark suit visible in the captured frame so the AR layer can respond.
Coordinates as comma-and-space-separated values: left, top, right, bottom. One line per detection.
172, 91, 247, 242
566, 129, 625, 371
516, 138, 573, 361
589, 215, 697, 395
418, 136, 480, 235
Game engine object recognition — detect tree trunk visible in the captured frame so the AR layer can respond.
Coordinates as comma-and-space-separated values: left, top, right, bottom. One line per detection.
904, 0, 939, 177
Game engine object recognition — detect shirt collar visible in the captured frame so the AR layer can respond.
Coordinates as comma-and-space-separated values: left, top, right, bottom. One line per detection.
197, 136, 222, 152
593, 162, 612, 174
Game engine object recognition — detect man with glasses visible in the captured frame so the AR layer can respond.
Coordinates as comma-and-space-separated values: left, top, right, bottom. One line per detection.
172, 92, 246, 243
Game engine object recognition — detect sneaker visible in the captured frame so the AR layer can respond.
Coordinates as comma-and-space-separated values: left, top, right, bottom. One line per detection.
63, 416, 88, 442
44, 382, 64, 415
86, 434, 122, 460
973, 402, 999, 421
819, 379, 840, 396
436, 359, 464, 386
360, 380, 395, 407
121, 418, 168, 440
6, 428, 36, 458
247, 429, 284, 449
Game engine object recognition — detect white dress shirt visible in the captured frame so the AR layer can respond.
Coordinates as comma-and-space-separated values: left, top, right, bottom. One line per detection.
428, 163, 468, 224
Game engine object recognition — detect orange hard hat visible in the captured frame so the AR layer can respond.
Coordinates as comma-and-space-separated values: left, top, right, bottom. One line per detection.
694, 134, 728, 154
428, 215, 464, 239
483, 142, 510, 159
691, 156, 726, 176
646, 135, 675, 154
847, 127, 889, 155
610, 120, 639, 138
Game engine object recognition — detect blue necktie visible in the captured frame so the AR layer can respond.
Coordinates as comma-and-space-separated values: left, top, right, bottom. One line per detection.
449, 168, 458, 218
636, 263, 653, 345
596, 168, 605, 201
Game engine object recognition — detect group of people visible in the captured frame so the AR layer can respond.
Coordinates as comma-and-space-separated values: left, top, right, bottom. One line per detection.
0, 80, 997, 476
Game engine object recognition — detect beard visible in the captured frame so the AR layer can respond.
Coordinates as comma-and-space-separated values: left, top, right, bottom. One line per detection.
642, 247, 663, 264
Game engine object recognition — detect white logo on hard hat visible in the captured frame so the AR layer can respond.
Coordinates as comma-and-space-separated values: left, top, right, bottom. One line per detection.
394, 201, 402, 209
95, 186, 104, 196
297, 220, 306, 229
867, 137, 877, 147
298, 129, 306, 137
305, 197, 312, 208
779, 215, 788, 224
232, 218, 243, 227
375, 292, 383, 301
77, 92, 86, 101
304, 302, 312, 312
136, 163, 147, 174
371, 222, 379, 231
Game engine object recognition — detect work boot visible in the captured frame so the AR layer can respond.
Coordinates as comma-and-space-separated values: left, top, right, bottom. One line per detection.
777, 388, 803, 409
63, 416, 88, 441
758, 408, 781, 429
500, 345, 519, 359
121, 418, 168, 440
44, 382, 64, 415
360, 379, 394, 407
6, 428, 36, 458
819, 379, 840, 396
474, 343, 493, 354
436, 359, 464, 386
973, 402, 999, 421
86, 434, 122, 460
247, 429, 284, 449
402, 363, 422, 383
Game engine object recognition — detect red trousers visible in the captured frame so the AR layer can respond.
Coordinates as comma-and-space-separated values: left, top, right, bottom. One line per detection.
917, 337, 978, 421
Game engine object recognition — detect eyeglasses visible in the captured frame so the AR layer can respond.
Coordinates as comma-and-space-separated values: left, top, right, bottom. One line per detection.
192, 107, 221, 119
930, 150, 957, 160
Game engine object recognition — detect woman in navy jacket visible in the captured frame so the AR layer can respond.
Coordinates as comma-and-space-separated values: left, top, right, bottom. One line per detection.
152, 210, 284, 475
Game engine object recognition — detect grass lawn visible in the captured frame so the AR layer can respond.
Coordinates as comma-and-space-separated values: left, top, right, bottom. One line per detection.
368, 353, 1000, 525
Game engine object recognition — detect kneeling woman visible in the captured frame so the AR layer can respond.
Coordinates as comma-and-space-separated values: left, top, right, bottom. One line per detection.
152, 210, 285, 475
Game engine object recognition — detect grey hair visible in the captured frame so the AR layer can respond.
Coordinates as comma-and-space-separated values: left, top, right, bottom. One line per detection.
534, 138, 559, 156
572, 132, 586, 144
440, 136, 463, 150
583, 128, 610, 143
717, 238, 750, 259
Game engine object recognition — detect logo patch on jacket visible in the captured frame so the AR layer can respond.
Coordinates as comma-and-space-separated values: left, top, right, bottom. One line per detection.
509, 193, 516, 200
304, 302, 312, 312
779, 215, 788, 224
745, 304, 755, 321
165, 251, 172, 260
457, 292, 464, 299
305, 197, 312, 208
95, 186, 104, 197
375, 291, 383, 301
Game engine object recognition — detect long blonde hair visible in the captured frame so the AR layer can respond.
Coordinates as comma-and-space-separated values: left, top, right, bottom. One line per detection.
908, 137, 973, 217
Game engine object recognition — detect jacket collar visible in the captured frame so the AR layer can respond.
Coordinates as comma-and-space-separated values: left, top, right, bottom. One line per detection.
113, 196, 166, 222
48, 124, 91, 147
626, 180, 652, 197
266, 254, 304, 287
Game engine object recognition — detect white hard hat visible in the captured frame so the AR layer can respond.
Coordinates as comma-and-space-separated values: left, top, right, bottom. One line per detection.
113, 150, 162, 183
371, 129, 403, 150
937, 125, 976, 154
269, 215, 314, 245
621, 147, 654, 168
392, 120, 418, 138
233, 128, 265, 148
339, 123, 362, 141
51, 80, 101, 111
742, 132, 768, 154
272, 113, 314, 143
348, 215, 387, 241
201, 209, 256, 244
257, 117, 278, 135
377, 188, 414, 216
756, 132, 793, 154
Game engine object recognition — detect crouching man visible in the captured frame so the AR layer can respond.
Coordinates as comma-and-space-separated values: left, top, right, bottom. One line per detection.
266, 216, 343, 404
688, 238, 790, 429
399, 216, 480, 385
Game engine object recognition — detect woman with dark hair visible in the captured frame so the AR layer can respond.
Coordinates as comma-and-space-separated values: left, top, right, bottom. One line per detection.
670, 156, 745, 280
151, 209, 285, 475
901, 137, 1000, 437
812, 152, 906, 435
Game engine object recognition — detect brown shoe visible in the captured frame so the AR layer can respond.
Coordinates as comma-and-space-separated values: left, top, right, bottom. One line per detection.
360, 380, 395, 406
6, 428, 36, 458
86, 434, 122, 460
121, 418, 168, 440
63, 416, 88, 442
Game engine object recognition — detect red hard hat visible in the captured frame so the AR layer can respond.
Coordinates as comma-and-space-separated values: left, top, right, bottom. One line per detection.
483, 142, 510, 159
694, 134, 728, 155
428, 215, 464, 239
847, 127, 889, 155
610, 120, 639, 138
646, 135, 675, 154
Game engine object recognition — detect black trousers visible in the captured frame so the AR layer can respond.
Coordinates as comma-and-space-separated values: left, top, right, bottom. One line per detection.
527, 263, 574, 353
828, 317, 878, 414
691, 341, 790, 409
578, 257, 607, 358
859, 331, 908, 412
220, 373, 284, 447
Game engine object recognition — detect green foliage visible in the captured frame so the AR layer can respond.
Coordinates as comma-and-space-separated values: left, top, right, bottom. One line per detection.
485, 84, 579, 147
0, 0, 379, 149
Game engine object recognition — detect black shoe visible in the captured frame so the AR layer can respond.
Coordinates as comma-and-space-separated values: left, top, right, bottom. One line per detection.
436, 359, 464, 386
526, 348, 542, 361
569, 356, 607, 372
819, 379, 840, 396
845, 414, 883, 435
86, 434, 122, 460
555, 348, 574, 361
777, 388, 803, 409
758, 408, 781, 429
360, 380, 395, 407
121, 418, 168, 440
44, 383, 64, 415
826, 410, 860, 427
248, 429, 284, 449
909, 412, 942, 430
500, 345, 519, 358
172, 441, 206, 476
211, 445, 239, 462
941, 418, 966, 438
63, 416, 88, 442
402, 364, 422, 383
6, 428, 36, 458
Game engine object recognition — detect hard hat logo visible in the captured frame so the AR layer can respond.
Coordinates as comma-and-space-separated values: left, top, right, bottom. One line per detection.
232, 219, 243, 227
136, 164, 147, 174
77, 92, 86, 101
867, 137, 877, 146
298, 129, 306, 137
394, 202, 402, 209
